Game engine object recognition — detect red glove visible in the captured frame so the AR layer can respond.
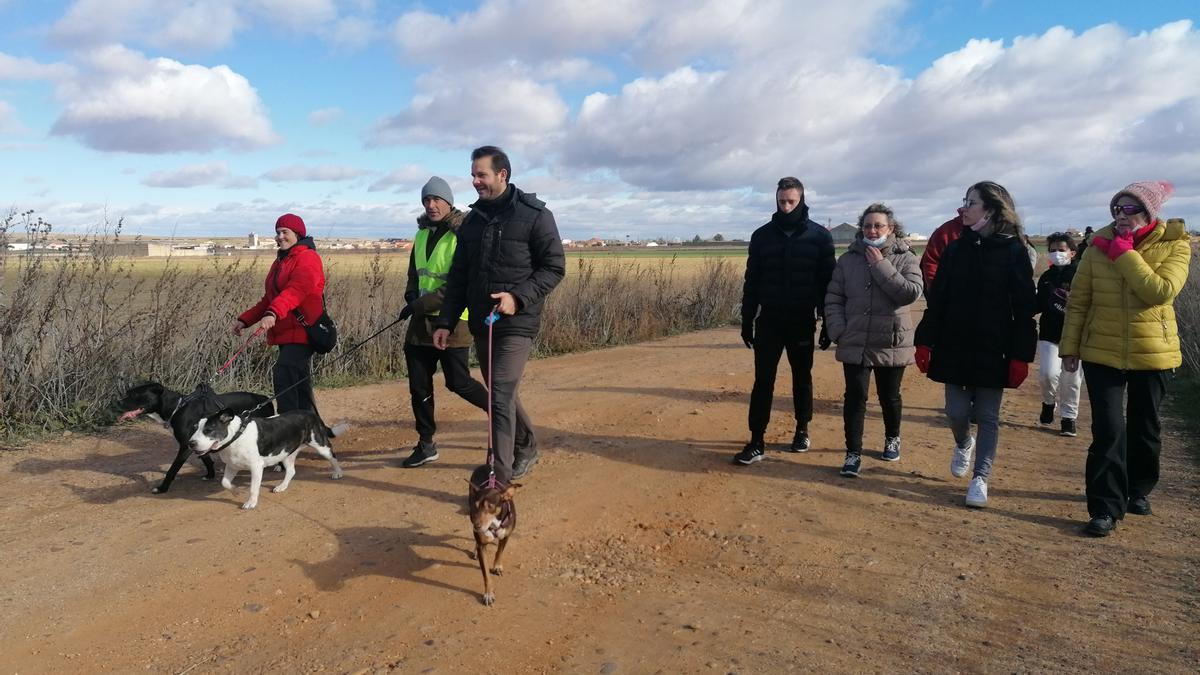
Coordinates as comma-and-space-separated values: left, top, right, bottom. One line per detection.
1007, 359, 1029, 388
1106, 232, 1134, 261
915, 346, 931, 374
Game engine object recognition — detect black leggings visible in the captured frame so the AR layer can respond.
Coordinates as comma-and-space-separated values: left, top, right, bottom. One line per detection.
842, 364, 905, 453
273, 344, 316, 414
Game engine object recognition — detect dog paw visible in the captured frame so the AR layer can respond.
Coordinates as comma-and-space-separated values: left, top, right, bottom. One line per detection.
151, 486, 165, 494
221, 481, 234, 491
481, 592, 495, 606
240, 502, 257, 510
490, 566, 504, 576
272, 465, 284, 473
271, 485, 287, 493
331, 471, 344, 480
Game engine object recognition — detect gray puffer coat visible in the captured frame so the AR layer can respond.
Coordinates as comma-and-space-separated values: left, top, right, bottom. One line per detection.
824, 235, 923, 367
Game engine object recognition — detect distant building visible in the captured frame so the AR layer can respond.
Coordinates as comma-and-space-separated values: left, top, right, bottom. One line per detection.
830, 222, 859, 244
248, 232, 260, 247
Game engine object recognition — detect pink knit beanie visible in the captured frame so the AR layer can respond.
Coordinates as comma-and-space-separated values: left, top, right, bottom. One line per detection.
1110, 181, 1174, 223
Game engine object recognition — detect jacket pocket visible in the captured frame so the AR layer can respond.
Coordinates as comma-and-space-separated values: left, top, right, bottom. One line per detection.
1160, 308, 1170, 343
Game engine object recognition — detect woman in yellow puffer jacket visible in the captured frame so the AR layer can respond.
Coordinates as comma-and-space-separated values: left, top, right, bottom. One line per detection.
1060, 181, 1191, 537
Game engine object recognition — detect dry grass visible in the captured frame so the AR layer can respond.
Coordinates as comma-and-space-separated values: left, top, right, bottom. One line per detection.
1175, 238, 1200, 374
0, 211, 740, 442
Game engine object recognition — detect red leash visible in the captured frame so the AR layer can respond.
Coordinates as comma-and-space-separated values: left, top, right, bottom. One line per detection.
213, 325, 267, 378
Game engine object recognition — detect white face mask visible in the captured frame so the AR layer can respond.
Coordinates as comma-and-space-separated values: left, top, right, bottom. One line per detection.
1048, 251, 1072, 266
863, 234, 888, 248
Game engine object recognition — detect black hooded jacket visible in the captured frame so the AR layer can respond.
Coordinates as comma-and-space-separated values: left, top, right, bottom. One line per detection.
437, 184, 566, 338
741, 207, 836, 327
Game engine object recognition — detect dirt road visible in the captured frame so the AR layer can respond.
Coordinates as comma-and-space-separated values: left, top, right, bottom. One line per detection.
1, 327, 1196, 673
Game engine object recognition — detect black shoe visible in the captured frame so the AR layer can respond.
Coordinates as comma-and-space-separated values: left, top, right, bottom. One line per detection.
1084, 515, 1118, 537
839, 452, 861, 477
1128, 495, 1152, 516
512, 452, 539, 479
734, 441, 765, 465
788, 429, 810, 453
1039, 403, 1055, 425
881, 436, 901, 462
401, 441, 439, 468
1059, 418, 1077, 437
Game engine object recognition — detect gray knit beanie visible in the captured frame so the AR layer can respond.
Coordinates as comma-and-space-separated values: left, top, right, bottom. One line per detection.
421, 176, 453, 206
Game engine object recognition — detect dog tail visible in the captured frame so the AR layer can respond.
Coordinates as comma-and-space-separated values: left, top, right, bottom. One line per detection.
328, 422, 350, 438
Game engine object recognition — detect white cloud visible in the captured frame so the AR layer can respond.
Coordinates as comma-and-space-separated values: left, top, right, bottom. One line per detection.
367, 164, 428, 193
261, 163, 373, 182
49, 45, 279, 153
326, 15, 378, 51
0, 52, 74, 80
308, 107, 344, 126
0, 101, 24, 133
369, 66, 568, 152
142, 161, 231, 187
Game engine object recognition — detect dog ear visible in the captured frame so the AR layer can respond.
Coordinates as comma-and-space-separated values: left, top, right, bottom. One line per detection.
217, 408, 236, 422
501, 485, 519, 500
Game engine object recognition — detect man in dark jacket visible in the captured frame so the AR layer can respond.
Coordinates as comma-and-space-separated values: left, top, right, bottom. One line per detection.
735, 177, 836, 465
398, 177, 490, 468
433, 146, 566, 483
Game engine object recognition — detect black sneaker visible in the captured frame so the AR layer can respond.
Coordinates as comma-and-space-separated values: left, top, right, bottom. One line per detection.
1128, 495, 1152, 516
881, 436, 901, 462
734, 441, 765, 465
1083, 515, 1117, 537
512, 452, 539, 479
401, 441, 439, 468
839, 452, 861, 477
788, 429, 810, 453
1039, 403, 1055, 425
1059, 418, 1077, 437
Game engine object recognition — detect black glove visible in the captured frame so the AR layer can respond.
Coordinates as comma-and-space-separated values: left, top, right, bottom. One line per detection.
404, 290, 419, 305
399, 304, 414, 321
818, 323, 831, 350
741, 322, 754, 349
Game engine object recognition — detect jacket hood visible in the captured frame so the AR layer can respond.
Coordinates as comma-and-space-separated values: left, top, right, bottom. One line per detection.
278, 236, 316, 259
849, 232, 910, 255
417, 208, 466, 233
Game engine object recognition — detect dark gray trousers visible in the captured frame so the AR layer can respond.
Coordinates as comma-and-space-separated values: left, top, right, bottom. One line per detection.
474, 332, 536, 483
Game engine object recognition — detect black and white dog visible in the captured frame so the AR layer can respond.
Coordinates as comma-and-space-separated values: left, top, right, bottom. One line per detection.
114, 382, 275, 494
188, 409, 347, 509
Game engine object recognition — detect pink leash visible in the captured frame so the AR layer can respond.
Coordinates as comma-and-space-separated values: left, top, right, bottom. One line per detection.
214, 325, 267, 378
484, 304, 501, 489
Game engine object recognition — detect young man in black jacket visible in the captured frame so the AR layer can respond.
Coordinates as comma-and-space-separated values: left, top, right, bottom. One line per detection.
433, 146, 566, 483
736, 177, 836, 465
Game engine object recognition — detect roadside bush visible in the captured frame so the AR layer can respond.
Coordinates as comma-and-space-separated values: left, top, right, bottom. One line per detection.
0, 211, 741, 443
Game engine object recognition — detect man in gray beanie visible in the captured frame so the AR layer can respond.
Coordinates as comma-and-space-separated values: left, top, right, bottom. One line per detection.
398, 176, 489, 467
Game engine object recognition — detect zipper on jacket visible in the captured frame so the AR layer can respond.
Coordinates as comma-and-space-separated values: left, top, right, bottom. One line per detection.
1121, 275, 1130, 369
1161, 309, 1169, 343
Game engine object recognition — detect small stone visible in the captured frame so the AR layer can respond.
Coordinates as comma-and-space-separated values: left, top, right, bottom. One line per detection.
600, 662, 619, 674
308, 610, 321, 619
958, 574, 968, 581
243, 603, 263, 613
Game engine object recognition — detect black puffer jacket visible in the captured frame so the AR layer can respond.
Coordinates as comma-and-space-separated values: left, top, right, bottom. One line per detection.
741, 210, 836, 327
438, 184, 566, 338
1035, 263, 1076, 343
914, 229, 1037, 388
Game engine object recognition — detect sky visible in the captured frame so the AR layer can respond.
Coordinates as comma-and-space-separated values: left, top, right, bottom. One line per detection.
1, 0, 1198, 241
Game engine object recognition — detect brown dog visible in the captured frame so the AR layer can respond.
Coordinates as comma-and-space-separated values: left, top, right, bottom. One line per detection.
467, 464, 519, 606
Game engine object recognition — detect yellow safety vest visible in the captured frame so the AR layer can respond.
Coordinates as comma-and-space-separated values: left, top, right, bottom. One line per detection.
414, 227, 469, 320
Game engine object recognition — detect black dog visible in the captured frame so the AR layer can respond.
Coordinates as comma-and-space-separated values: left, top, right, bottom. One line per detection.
114, 382, 274, 494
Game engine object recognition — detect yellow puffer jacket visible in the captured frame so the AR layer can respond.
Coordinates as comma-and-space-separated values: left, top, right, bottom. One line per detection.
1060, 218, 1191, 370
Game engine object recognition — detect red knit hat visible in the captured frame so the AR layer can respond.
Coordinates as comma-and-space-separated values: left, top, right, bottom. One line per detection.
275, 213, 306, 238
1110, 181, 1174, 223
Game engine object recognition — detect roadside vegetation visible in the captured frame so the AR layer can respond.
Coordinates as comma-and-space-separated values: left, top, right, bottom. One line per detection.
0, 211, 741, 443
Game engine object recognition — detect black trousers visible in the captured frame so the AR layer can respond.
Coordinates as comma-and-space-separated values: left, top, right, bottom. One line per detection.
273, 344, 316, 414
748, 316, 814, 437
1082, 362, 1169, 519
404, 344, 489, 442
842, 364, 905, 453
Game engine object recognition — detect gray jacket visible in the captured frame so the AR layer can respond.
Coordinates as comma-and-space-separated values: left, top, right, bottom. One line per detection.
824, 235, 923, 367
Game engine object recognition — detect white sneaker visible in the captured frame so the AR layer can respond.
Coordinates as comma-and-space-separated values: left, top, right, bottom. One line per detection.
950, 436, 975, 478
965, 476, 988, 508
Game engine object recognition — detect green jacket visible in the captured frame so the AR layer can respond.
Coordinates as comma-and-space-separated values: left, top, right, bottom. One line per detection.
405, 209, 474, 348
1059, 218, 1191, 371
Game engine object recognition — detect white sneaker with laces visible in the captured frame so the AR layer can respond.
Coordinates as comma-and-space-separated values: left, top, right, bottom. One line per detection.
965, 476, 988, 508
950, 436, 975, 478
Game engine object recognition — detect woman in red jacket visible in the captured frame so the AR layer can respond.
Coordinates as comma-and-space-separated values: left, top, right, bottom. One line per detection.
231, 213, 326, 413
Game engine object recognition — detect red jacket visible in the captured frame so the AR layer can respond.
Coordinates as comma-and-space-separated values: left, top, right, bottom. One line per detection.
238, 239, 326, 346
919, 216, 964, 292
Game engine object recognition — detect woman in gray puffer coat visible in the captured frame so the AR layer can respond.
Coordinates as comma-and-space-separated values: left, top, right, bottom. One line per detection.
824, 203, 923, 478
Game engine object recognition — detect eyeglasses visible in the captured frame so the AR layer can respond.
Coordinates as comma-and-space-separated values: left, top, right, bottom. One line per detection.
962, 198, 980, 208
1110, 204, 1144, 216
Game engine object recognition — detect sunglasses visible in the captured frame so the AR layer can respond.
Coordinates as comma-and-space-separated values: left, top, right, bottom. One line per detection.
1110, 204, 1144, 216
